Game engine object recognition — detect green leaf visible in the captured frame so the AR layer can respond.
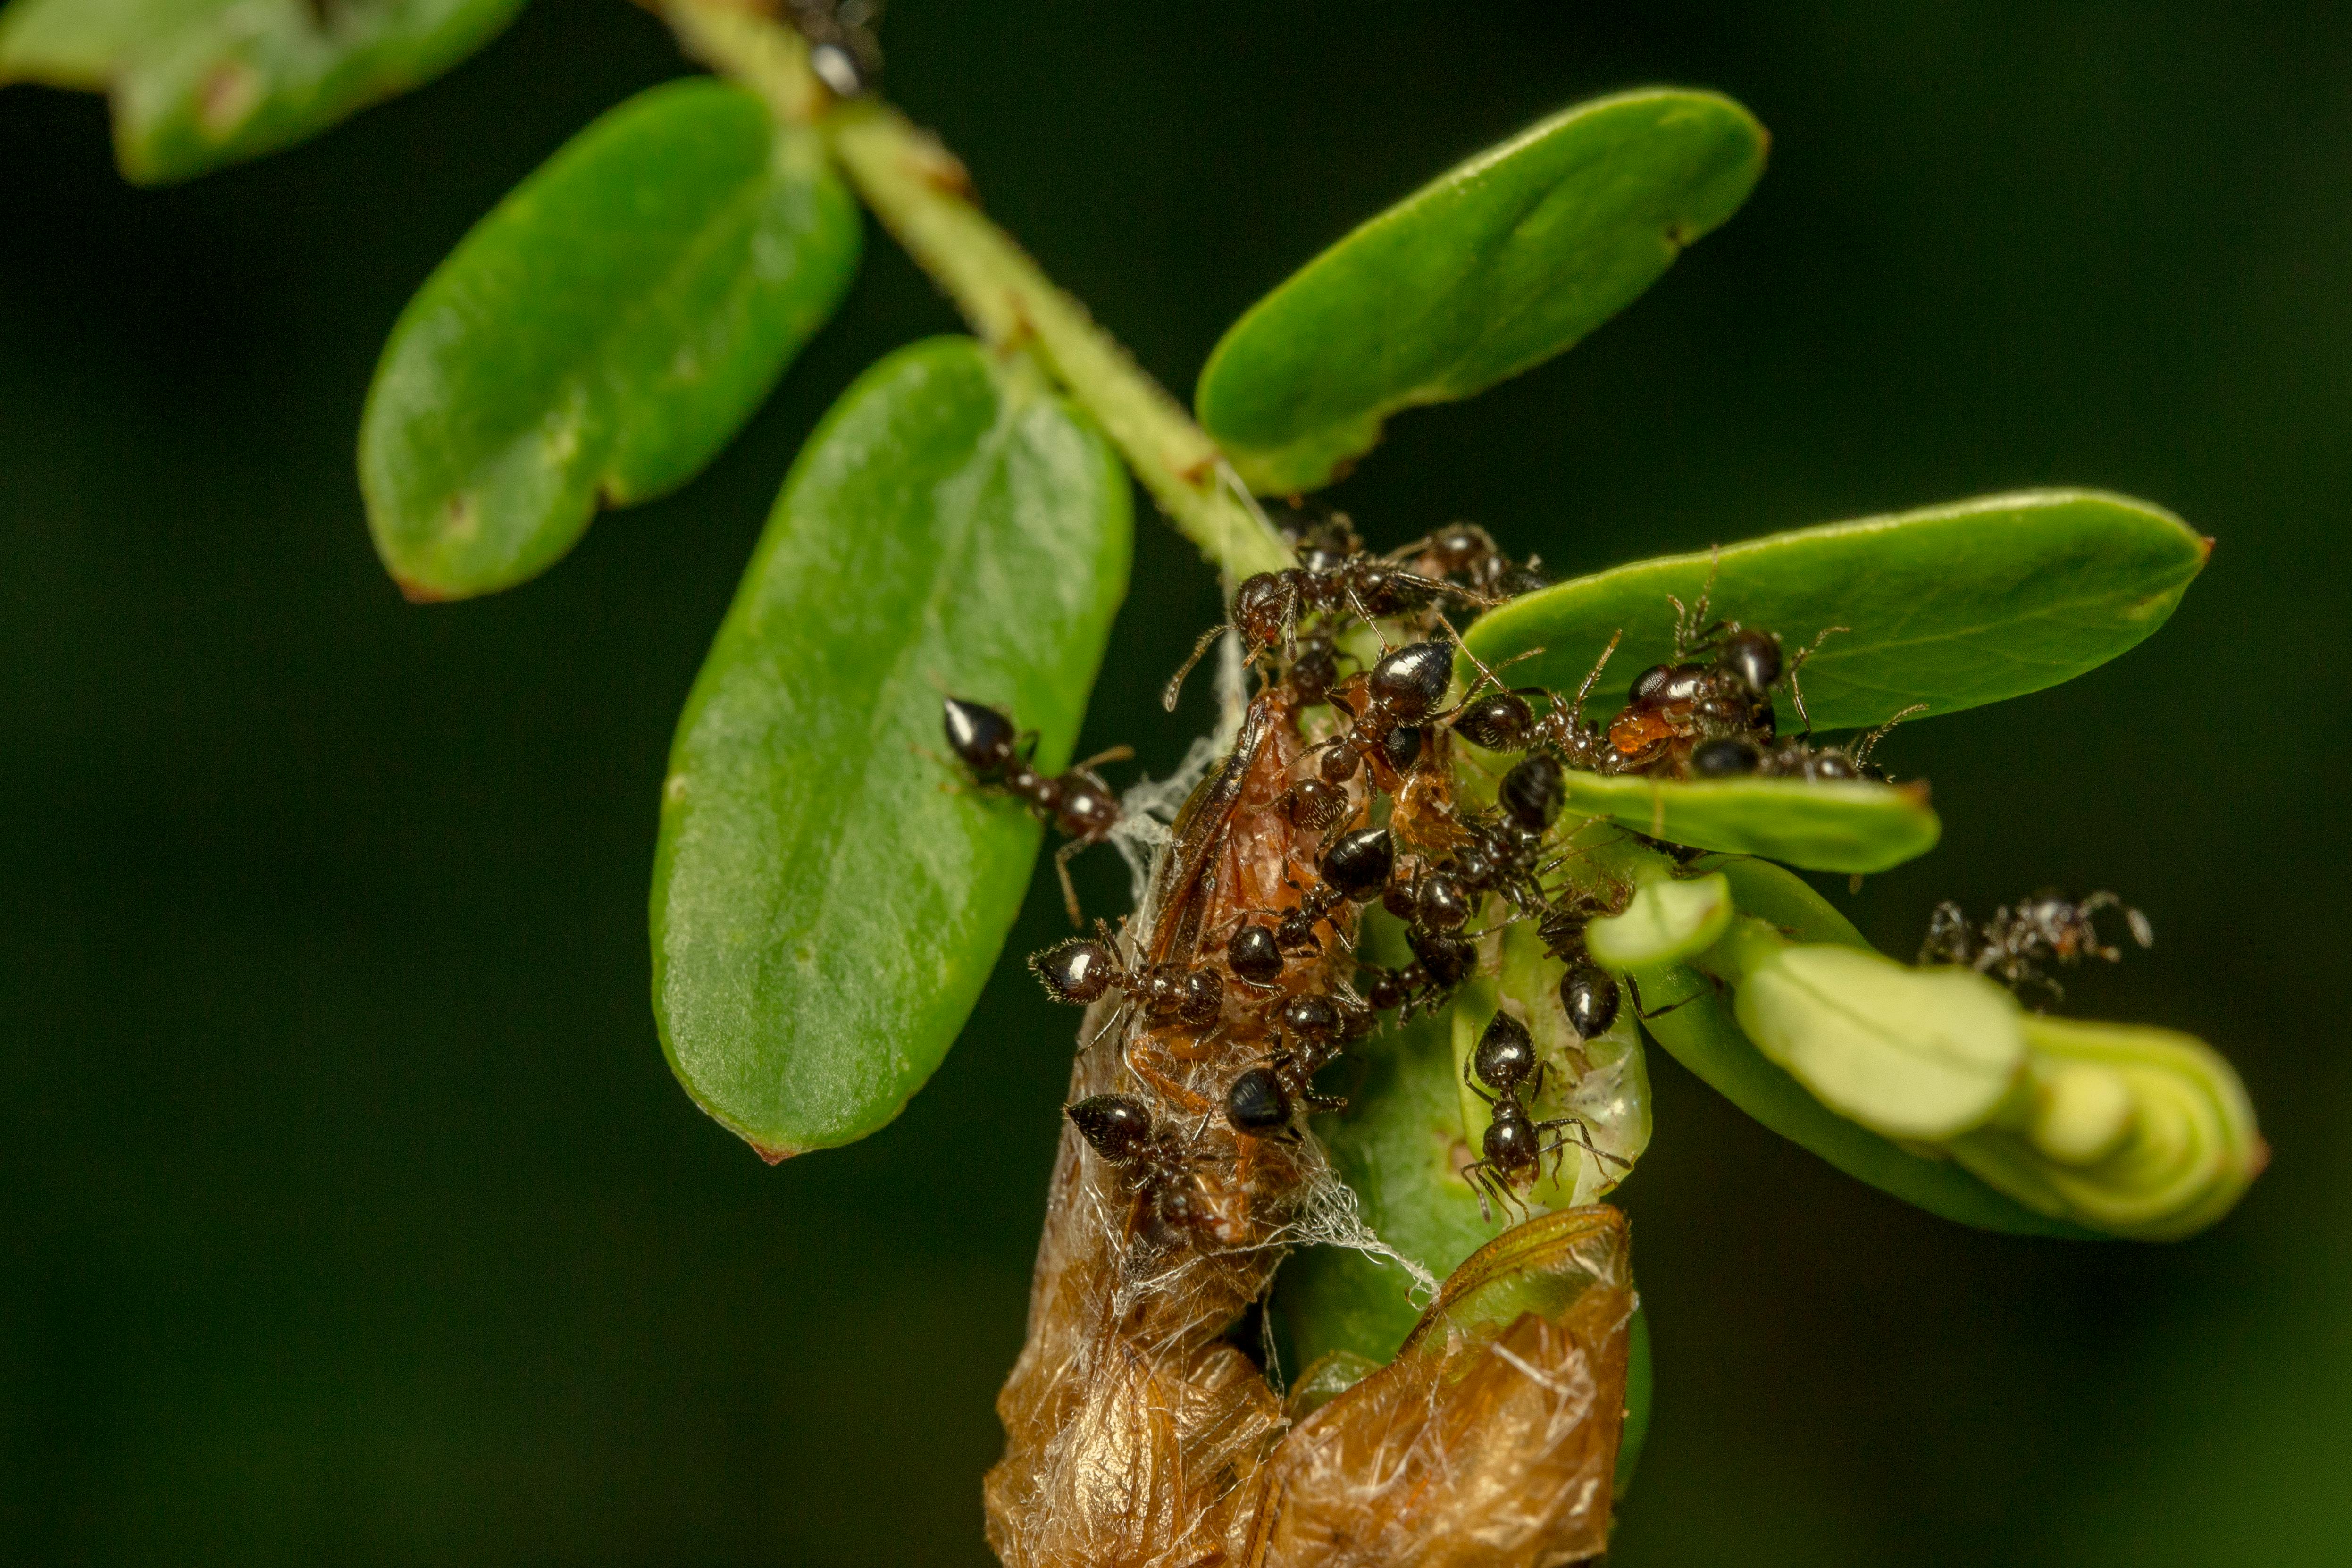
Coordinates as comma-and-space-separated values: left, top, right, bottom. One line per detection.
360, 78, 861, 601
649, 338, 1131, 1160
1635, 858, 2096, 1236
0, 0, 524, 184
1196, 89, 1766, 494
1559, 772, 1940, 874
1465, 490, 2209, 731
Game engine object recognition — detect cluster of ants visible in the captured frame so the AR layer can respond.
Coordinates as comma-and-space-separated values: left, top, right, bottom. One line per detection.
943, 511, 2155, 1251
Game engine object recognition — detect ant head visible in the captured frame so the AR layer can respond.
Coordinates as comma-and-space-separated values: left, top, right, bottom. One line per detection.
1719, 628, 1783, 696
1368, 642, 1454, 721
1232, 572, 1293, 649
1560, 962, 1621, 1040
1278, 992, 1341, 1043
1319, 826, 1396, 899
1498, 752, 1566, 831
1473, 1010, 1539, 1093
1690, 736, 1763, 778
1031, 937, 1116, 1004
1223, 1066, 1291, 1136
1453, 691, 1534, 752
1481, 1105, 1540, 1172
1067, 1095, 1153, 1162
1406, 924, 1476, 988
942, 697, 1018, 776
1428, 522, 1497, 575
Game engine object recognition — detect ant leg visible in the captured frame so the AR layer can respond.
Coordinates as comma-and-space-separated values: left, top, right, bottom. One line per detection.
1625, 971, 1705, 1022
1460, 1052, 1500, 1106
1053, 839, 1091, 928
1162, 623, 1233, 712
1124, 1043, 1213, 1113
1071, 743, 1136, 772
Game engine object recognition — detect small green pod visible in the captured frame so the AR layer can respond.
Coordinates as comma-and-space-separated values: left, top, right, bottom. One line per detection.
1585, 872, 1734, 970
1949, 1016, 2266, 1240
1724, 929, 2028, 1142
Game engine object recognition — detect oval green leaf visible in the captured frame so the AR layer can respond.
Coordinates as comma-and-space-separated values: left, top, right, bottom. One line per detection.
360, 78, 862, 601
1465, 490, 2209, 731
649, 338, 1131, 1160
1561, 771, 1940, 874
0, 0, 524, 185
1630, 858, 2093, 1236
1196, 89, 1766, 494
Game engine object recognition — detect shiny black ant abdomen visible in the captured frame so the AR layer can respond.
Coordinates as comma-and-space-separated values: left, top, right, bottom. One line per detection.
942, 696, 1131, 925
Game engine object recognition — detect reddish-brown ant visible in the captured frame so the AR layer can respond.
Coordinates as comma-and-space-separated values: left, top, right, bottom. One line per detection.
943, 696, 1131, 924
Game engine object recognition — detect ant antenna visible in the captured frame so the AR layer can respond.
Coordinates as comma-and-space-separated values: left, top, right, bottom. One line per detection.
1431, 612, 1542, 704
1163, 624, 1233, 712
1570, 629, 1624, 721
1852, 703, 1927, 768
1786, 625, 1850, 737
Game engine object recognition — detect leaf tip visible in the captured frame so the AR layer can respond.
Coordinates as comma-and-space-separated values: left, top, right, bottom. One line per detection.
750, 1139, 803, 1166
393, 573, 454, 604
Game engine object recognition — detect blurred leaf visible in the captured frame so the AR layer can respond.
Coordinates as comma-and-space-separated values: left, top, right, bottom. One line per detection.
1559, 772, 1940, 874
649, 338, 1130, 1159
0, 0, 524, 184
1196, 89, 1765, 494
1633, 858, 2095, 1235
1465, 490, 2208, 730
1730, 938, 2026, 1141
361, 78, 861, 600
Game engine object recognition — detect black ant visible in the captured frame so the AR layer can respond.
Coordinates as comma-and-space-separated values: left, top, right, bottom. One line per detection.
1446, 631, 1627, 780
1684, 703, 1927, 782
1161, 524, 1490, 709
1919, 889, 2154, 1004
1459, 1011, 1628, 1222
1533, 889, 1631, 1040
1361, 923, 1480, 1019
1222, 988, 1375, 1135
1030, 922, 1224, 1028
1245, 826, 1396, 955
1065, 1094, 1216, 1245
942, 696, 1131, 925
1389, 521, 1550, 604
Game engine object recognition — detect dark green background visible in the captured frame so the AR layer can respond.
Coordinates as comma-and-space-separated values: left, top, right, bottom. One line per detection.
4, 2, 2345, 1562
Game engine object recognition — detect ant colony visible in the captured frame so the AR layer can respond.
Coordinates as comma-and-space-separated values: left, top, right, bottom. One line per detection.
944, 510, 2155, 1564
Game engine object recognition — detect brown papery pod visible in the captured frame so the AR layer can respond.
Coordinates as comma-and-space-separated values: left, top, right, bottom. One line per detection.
986, 682, 1635, 1566
1245, 1207, 1634, 1568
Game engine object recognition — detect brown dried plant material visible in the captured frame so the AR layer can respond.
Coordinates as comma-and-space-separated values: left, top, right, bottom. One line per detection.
987, 682, 1636, 1568
1243, 1207, 1633, 1568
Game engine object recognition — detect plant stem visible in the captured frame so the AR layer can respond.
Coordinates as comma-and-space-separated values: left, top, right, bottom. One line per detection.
662, 0, 1293, 582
